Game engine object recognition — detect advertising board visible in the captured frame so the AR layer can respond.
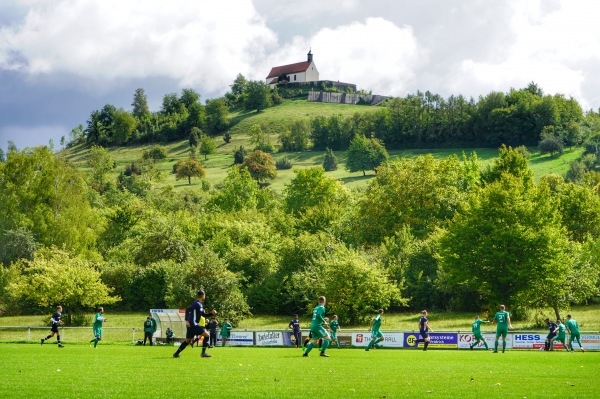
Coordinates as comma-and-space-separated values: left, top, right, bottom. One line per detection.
351, 332, 404, 348
403, 332, 458, 348
255, 331, 284, 346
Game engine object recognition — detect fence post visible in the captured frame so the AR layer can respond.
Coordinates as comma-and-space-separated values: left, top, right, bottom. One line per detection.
132, 328, 135, 344
28, 327, 31, 341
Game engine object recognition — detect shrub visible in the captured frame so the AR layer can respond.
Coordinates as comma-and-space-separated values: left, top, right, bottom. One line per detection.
142, 145, 167, 161
276, 156, 293, 170
234, 146, 247, 164
322, 148, 338, 171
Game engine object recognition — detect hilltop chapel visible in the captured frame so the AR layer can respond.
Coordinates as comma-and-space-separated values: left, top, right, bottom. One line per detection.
265, 50, 319, 88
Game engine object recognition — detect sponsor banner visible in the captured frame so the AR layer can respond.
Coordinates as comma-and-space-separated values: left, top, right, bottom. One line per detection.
404, 332, 458, 348
581, 334, 600, 350
351, 332, 404, 347
458, 333, 498, 349
256, 331, 284, 346
283, 332, 298, 346
512, 333, 546, 349
217, 331, 254, 346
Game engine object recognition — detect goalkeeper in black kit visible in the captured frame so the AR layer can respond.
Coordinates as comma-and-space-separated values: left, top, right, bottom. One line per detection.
173, 290, 217, 358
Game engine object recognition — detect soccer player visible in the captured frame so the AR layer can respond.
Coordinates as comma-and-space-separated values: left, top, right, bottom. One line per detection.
550, 319, 570, 352
491, 304, 512, 353
329, 315, 341, 349
544, 318, 558, 351
40, 305, 64, 348
89, 307, 107, 348
302, 296, 331, 357
366, 309, 385, 351
221, 318, 233, 346
565, 314, 585, 353
469, 315, 489, 350
288, 314, 302, 348
143, 316, 154, 346
414, 310, 432, 351
173, 290, 217, 358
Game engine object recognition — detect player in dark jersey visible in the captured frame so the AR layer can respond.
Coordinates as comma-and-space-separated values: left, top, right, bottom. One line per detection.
544, 318, 558, 351
288, 314, 302, 348
414, 310, 432, 351
173, 290, 217, 358
40, 306, 64, 348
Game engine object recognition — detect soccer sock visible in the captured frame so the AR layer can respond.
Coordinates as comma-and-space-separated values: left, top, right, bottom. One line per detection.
304, 342, 315, 354
494, 340, 499, 351
576, 338, 583, 349
202, 338, 209, 353
336, 340, 340, 348
94, 338, 98, 348
544, 340, 549, 351
57, 335, 61, 344
502, 340, 506, 352
44, 335, 51, 341
177, 341, 189, 354
484, 341, 488, 350
321, 339, 331, 352
374, 338, 384, 346
423, 341, 429, 350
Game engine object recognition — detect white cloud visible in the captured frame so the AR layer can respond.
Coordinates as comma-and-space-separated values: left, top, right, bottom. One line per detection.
0, 0, 277, 92
451, 0, 600, 107
266, 17, 425, 95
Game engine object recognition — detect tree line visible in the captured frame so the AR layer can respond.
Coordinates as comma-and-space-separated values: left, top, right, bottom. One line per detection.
69, 80, 594, 157
1, 144, 599, 324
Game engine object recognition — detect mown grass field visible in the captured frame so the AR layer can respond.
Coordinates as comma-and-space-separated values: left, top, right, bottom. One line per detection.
0, 344, 597, 399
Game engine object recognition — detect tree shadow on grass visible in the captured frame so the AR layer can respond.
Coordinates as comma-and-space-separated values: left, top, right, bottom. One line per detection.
338, 174, 375, 185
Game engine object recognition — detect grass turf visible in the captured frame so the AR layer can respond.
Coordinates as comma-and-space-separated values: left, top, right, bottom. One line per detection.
0, 344, 596, 399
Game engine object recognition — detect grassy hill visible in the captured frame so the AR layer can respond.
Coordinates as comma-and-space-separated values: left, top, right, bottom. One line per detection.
64, 99, 585, 192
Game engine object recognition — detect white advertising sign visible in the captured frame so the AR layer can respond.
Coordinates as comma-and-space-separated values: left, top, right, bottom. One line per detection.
458, 333, 500, 349
351, 332, 404, 348
581, 334, 600, 350
255, 331, 284, 346
218, 331, 254, 346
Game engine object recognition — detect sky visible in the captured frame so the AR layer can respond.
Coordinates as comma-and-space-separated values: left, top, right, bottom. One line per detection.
2, 0, 600, 150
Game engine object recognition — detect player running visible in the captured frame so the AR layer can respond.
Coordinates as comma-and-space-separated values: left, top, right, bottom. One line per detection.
550, 319, 570, 352
40, 305, 64, 348
329, 315, 341, 349
366, 309, 385, 351
544, 318, 558, 351
173, 290, 217, 358
288, 314, 302, 348
89, 307, 107, 348
492, 304, 512, 353
469, 315, 489, 350
303, 296, 331, 357
415, 310, 432, 351
565, 314, 584, 353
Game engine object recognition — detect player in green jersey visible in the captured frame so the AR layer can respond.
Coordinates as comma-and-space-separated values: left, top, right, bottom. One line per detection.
550, 320, 570, 352
329, 315, 341, 349
492, 304, 512, 353
89, 307, 107, 348
303, 296, 331, 357
220, 318, 233, 346
366, 309, 385, 351
469, 315, 490, 350
565, 314, 585, 352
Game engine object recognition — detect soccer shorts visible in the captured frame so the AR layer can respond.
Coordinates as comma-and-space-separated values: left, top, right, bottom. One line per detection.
51, 325, 59, 333
473, 333, 484, 341
310, 326, 329, 340
496, 327, 508, 339
331, 332, 337, 340
186, 325, 205, 339
371, 330, 383, 339
546, 333, 556, 341
554, 335, 566, 345
570, 333, 581, 342
93, 327, 102, 338
420, 331, 429, 339
221, 331, 230, 339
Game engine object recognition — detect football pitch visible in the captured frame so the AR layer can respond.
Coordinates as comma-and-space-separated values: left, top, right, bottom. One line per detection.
0, 344, 597, 399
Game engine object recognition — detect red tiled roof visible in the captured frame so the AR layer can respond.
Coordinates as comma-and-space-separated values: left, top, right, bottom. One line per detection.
266, 61, 311, 79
